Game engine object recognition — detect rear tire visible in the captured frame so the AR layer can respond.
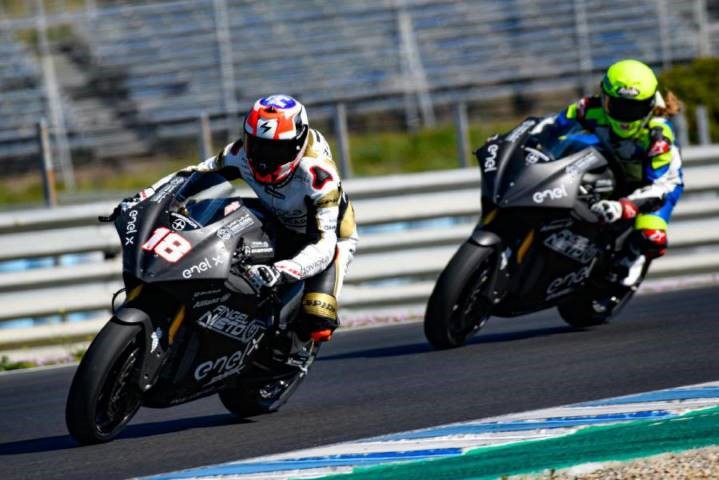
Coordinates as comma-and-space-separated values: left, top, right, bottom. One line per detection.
66, 321, 143, 445
424, 242, 495, 349
219, 342, 320, 417
558, 261, 649, 328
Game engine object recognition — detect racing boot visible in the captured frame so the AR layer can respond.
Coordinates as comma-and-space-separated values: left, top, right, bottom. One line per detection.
295, 312, 338, 343
297, 292, 339, 343
606, 251, 646, 288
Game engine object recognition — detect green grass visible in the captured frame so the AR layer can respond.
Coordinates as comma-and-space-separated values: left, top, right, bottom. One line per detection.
341, 121, 514, 176
0, 355, 35, 371
0, 121, 515, 207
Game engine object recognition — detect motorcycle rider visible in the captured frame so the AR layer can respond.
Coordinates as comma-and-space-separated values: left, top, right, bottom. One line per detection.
120, 94, 358, 343
549, 59, 683, 289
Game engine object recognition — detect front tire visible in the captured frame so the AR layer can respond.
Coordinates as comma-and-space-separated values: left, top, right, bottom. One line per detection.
66, 320, 143, 445
424, 242, 495, 349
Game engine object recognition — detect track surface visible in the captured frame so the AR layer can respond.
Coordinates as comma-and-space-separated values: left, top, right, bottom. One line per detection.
1, 286, 718, 480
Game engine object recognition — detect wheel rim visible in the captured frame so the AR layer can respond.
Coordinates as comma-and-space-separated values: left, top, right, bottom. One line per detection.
449, 262, 492, 338
95, 337, 141, 436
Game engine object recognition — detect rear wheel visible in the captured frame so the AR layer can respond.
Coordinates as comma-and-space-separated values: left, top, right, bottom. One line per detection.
558, 261, 649, 328
424, 242, 495, 349
219, 342, 320, 417
66, 321, 143, 444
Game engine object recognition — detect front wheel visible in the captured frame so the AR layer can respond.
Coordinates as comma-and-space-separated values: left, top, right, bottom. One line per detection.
424, 242, 495, 349
66, 320, 143, 444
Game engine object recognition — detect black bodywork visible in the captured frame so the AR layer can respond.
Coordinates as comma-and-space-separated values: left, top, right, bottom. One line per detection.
111, 172, 305, 407
471, 117, 629, 317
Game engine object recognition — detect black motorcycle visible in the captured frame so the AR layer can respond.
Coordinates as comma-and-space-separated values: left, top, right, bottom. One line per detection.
66, 172, 319, 444
424, 118, 649, 349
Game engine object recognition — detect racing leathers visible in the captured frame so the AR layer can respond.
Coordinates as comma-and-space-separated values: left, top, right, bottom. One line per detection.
126, 128, 358, 337
553, 96, 684, 285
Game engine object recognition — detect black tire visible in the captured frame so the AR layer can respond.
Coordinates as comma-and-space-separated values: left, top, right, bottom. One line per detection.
558, 261, 649, 328
219, 343, 320, 417
66, 321, 143, 445
424, 242, 494, 349
557, 292, 614, 328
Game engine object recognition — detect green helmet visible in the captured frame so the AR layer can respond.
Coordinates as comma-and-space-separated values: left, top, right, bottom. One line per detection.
600, 59, 658, 138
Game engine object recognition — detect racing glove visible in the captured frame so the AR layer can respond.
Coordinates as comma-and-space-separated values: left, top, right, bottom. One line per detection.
590, 198, 639, 224
246, 264, 282, 291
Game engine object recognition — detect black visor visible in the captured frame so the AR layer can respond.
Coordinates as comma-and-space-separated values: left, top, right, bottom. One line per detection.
246, 127, 308, 175
601, 92, 655, 122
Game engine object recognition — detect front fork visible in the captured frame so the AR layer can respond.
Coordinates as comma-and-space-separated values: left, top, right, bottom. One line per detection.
468, 227, 506, 305
114, 286, 184, 392
469, 225, 538, 306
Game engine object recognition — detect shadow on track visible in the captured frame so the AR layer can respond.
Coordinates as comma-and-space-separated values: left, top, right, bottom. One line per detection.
0, 413, 250, 455
319, 325, 577, 361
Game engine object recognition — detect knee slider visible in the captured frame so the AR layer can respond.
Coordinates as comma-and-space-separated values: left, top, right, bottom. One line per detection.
639, 229, 667, 259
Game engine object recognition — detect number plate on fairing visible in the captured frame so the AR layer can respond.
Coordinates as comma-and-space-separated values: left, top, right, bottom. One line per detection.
543, 229, 599, 264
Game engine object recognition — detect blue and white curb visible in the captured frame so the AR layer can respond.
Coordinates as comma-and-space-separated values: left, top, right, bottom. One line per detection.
140, 381, 719, 480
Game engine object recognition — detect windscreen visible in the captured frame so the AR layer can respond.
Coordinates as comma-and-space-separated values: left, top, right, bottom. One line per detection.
538, 124, 602, 161
169, 172, 236, 227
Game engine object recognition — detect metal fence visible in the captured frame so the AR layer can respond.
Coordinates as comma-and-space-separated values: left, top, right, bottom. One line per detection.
0, 0, 715, 179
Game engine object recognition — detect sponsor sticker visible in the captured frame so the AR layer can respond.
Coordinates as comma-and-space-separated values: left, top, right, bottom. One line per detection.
192, 293, 231, 309
506, 119, 537, 142
194, 349, 245, 382
250, 240, 274, 257
170, 213, 201, 231
125, 209, 139, 246
193, 289, 222, 299
216, 214, 255, 240
617, 86, 639, 98
545, 261, 595, 300
566, 151, 598, 177
142, 227, 192, 263
181, 255, 225, 279
483, 144, 499, 172
532, 184, 568, 204
543, 229, 599, 264
197, 305, 263, 342
524, 147, 551, 165
151, 177, 185, 203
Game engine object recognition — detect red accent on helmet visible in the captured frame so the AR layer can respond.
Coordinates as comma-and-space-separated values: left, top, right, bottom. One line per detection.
619, 198, 639, 219
243, 95, 309, 184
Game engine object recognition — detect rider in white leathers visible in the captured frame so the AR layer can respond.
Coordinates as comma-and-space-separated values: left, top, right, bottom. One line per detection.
121, 95, 358, 342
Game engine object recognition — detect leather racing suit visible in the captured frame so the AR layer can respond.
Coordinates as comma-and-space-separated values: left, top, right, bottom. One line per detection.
553, 95, 684, 271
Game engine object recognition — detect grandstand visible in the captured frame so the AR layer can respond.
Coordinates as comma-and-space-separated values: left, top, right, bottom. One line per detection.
0, 26, 46, 159
0, 0, 711, 173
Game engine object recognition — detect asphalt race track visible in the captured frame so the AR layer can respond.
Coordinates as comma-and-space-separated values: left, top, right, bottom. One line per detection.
1, 286, 718, 480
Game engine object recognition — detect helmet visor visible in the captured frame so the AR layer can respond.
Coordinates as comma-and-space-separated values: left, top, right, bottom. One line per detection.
602, 92, 655, 122
246, 128, 307, 175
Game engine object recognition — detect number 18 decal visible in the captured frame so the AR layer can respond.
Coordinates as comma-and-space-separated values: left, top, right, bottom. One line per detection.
142, 227, 191, 262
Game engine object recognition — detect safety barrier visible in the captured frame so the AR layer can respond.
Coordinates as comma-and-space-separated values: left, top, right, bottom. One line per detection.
0, 146, 717, 346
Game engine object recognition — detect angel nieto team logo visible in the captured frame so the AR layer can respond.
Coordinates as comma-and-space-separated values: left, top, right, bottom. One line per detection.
260, 95, 296, 110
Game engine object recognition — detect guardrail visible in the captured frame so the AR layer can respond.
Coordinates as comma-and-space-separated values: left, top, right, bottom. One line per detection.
0, 146, 718, 346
